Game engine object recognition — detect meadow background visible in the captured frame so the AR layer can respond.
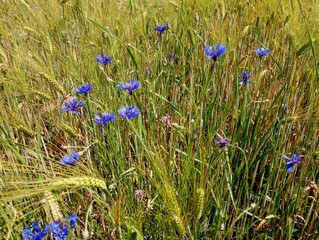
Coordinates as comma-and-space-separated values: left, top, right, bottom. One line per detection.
0, 0, 319, 239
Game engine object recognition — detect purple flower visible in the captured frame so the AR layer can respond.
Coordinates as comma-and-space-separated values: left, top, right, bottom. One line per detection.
119, 79, 141, 93
60, 151, 80, 165
146, 66, 152, 76
215, 134, 230, 150
95, 112, 116, 125
76, 83, 93, 95
255, 47, 270, 57
160, 113, 171, 125
61, 98, 84, 114
68, 213, 78, 229
96, 52, 113, 65
239, 71, 252, 86
204, 44, 226, 61
23, 221, 49, 240
154, 25, 168, 34
169, 53, 174, 62
284, 104, 288, 113
283, 153, 303, 172
50, 221, 68, 240
118, 106, 140, 119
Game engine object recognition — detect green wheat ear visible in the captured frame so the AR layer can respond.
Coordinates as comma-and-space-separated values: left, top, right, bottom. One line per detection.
164, 184, 186, 236
59, 123, 78, 137
39, 72, 65, 95
31, 90, 52, 101
44, 191, 63, 221
1, 176, 106, 203
17, 125, 35, 137
196, 188, 205, 220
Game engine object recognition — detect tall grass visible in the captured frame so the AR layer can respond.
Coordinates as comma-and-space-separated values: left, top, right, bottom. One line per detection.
0, 0, 319, 239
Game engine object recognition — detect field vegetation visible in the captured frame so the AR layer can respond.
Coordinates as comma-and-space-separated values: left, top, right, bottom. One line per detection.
0, 0, 319, 239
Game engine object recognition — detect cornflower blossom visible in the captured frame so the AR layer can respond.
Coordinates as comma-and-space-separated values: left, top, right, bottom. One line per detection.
23, 221, 49, 240
68, 213, 78, 229
154, 25, 168, 34
119, 79, 141, 93
118, 106, 140, 119
215, 134, 230, 150
76, 83, 93, 95
255, 47, 270, 57
50, 221, 68, 240
95, 112, 116, 125
96, 52, 113, 65
283, 153, 303, 172
239, 71, 252, 86
61, 98, 84, 114
60, 151, 80, 165
204, 44, 227, 61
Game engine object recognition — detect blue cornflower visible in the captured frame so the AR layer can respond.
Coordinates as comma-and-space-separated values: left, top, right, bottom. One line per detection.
215, 134, 230, 150
68, 213, 78, 229
95, 112, 116, 125
96, 52, 113, 65
118, 106, 141, 119
204, 44, 227, 61
283, 153, 303, 173
239, 71, 252, 86
119, 79, 141, 93
154, 25, 168, 34
50, 221, 68, 240
255, 47, 270, 57
23, 221, 49, 240
61, 98, 84, 114
76, 83, 93, 95
60, 151, 80, 165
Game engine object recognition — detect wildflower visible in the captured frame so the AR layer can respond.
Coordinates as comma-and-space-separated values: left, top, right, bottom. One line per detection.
255, 47, 270, 57
23, 221, 49, 240
118, 79, 141, 93
204, 44, 227, 61
60, 151, 80, 165
284, 104, 288, 113
134, 189, 146, 200
118, 106, 140, 119
50, 221, 68, 240
169, 53, 174, 63
146, 66, 152, 76
215, 134, 230, 150
96, 52, 113, 65
95, 112, 116, 125
68, 213, 78, 229
161, 113, 171, 125
76, 83, 93, 95
239, 71, 252, 86
154, 25, 168, 34
61, 98, 84, 114
283, 153, 303, 172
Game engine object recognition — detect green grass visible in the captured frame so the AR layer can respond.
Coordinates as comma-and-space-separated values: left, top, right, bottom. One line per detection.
1, 0, 319, 239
